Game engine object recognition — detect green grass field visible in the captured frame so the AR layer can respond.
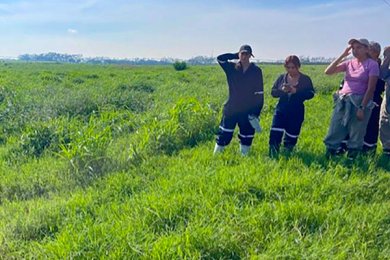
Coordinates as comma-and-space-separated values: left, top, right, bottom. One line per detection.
0, 62, 389, 259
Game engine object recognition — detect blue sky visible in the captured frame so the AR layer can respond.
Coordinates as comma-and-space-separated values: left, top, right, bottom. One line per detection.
0, 0, 389, 60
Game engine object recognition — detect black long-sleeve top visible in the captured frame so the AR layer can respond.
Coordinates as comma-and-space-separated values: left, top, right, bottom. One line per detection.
217, 53, 264, 116
373, 78, 385, 103
373, 59, 385, 104
271, 72, 315, 113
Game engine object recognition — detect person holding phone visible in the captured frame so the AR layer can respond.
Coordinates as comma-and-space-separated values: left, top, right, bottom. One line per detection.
269, 55, 315, 157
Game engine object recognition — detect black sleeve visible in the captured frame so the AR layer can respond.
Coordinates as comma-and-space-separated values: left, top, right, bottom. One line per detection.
217, 53, 238, 74
380, 66, 390, 80
294, 75, 315, 101
271, 74, 288, 98
378, 80, 385, 95
249, 67, 264, 116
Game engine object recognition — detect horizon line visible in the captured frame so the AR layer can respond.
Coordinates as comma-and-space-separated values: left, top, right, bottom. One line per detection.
0, 53, 337, 63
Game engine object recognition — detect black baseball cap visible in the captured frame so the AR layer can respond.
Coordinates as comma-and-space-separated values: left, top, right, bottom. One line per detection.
239, 44, 254, 57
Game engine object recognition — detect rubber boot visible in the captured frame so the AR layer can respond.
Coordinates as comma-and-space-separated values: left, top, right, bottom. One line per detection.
248, 115, 262, 133
240, 144, 250, 156
213, 144, 225, 155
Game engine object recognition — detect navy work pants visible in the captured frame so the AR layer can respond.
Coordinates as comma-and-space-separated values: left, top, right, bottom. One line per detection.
216, 112, 255, 147
269, 109, 304, 150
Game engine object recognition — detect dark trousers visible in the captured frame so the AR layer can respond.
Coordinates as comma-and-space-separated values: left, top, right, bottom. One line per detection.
269, 109, 304, 150
364, 100, 381, 149
216, 112, 255, 146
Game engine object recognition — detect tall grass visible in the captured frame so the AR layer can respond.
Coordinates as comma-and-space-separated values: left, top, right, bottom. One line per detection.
0, 62, 388, 258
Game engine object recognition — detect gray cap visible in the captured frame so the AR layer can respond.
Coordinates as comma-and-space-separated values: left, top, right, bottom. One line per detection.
348, 38, 369, 47
369, 41, 381, 53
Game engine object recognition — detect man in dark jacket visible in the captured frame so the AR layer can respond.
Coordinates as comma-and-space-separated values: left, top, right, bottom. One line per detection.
214, 45, 264, 156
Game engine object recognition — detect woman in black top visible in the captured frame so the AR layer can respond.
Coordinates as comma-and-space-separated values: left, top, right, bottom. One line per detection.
214, 45, 264, 156
269, 55, 315, 157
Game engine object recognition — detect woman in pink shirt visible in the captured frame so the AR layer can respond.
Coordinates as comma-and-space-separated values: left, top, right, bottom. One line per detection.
323, 38, 379, 159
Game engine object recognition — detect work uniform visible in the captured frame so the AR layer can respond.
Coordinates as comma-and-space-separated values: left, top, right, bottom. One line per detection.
269, 73, 315, 151
216, 53, 264, 147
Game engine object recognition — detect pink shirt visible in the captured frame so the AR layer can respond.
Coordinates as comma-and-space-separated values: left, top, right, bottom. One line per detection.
339, 58, 379, 95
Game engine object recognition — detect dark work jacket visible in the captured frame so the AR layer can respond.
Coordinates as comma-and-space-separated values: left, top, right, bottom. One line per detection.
271, 73, 315, 118
381, 66, 390, 113
217, 53, 264, 116
373, 59, 385, 104
373, 78, 385, 104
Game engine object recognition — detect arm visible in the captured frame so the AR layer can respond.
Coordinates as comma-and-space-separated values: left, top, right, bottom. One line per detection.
249, 68, 264, 116
324, 46, 351, 75
361, 59, 380, 108
292, 76, 315, 101
271, 75, 288, 98
356, 75, 378, 121
361, 76, 378, 107
217, 53, 238, 73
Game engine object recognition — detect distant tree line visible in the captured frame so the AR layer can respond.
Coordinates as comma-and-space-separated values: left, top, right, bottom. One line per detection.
17, 52, 334, 65
18, 52, 176, 65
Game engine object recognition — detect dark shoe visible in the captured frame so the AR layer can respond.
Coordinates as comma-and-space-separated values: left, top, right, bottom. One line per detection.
347, 149, 360, 160
338, 146, 347, 155
340, 142, 348, 154
362, 145, 376, 156
326, 148, 343, 159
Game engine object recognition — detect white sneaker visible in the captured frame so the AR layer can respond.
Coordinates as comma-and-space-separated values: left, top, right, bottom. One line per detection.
240, 144, 250, 156
248, 115, 262, 133
213, 144, 225, 155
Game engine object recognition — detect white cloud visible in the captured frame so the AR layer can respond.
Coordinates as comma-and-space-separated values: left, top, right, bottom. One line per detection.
67, 28, 78, 34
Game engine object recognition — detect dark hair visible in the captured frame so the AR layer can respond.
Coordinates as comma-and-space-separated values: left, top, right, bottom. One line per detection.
284, 55, 301, 68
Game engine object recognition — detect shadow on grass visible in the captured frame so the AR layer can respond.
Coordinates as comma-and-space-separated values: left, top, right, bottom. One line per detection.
376, 154, 390, 172
290, 149, 385, 175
